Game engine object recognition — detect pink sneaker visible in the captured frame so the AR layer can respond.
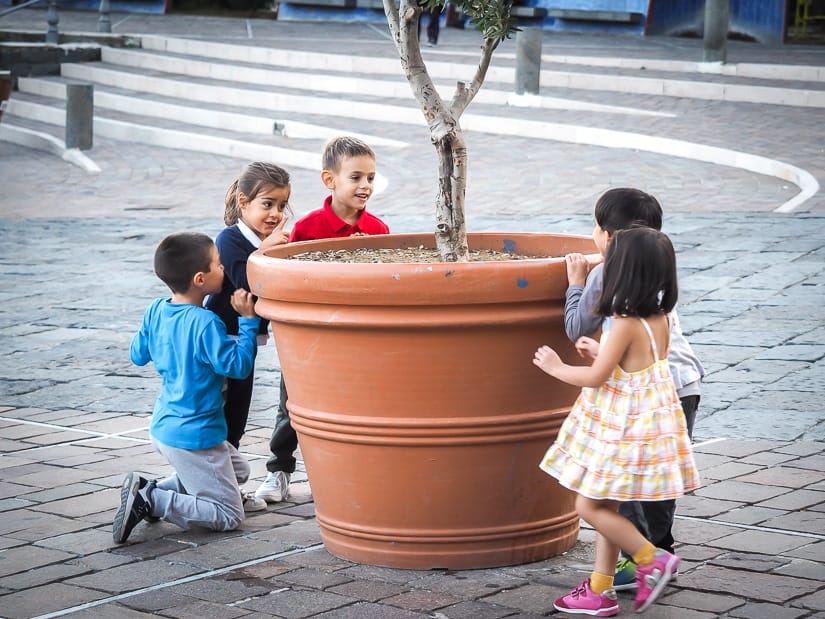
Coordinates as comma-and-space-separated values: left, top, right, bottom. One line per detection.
554, 579, 619, 617
633, 550, 680, 613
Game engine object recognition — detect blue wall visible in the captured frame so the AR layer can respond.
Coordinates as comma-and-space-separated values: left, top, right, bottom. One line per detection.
647, 0, 788, 45
0, 0, 169, 12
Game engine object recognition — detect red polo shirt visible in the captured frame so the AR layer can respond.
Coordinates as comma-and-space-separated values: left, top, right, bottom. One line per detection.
289, 196, 390, 242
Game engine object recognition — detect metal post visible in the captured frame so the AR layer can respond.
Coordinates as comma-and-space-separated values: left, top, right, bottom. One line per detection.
98, 0, 112, 33
65, 83, 94, 150
515, 28, 542, 96
703, 0, 730, 63
46, 0, 59, 44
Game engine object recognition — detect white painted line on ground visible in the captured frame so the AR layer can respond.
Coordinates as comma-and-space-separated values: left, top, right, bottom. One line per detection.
676, 514, 825, 541
0, 123, 101, 174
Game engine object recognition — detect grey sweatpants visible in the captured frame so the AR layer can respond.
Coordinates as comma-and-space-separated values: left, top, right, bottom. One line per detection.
150, 436, 248, 531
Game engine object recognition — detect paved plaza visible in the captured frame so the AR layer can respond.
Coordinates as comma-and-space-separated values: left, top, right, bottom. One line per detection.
0, 9, 824, 618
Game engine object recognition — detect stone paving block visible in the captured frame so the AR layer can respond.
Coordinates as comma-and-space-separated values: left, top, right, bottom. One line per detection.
690, 451, 733, 470
695, 440, 787, 458
29, 485, 119, 518
757, 488, 825, 510
0, 454, 36, 470
0, 509, 93, 540
0, 581, 110, 619
482, 582, 558, 615
68, 604, 165, 618
700, 460, 763, 482
662, 588, 746, 613
235, 587, 357, 618
709, 551, 790, 573
245, 516, 321, 544
788, 453, 825, 472
679, 564, 816, 604
695, 479, 789, 503
762, 510, 825, 535
66, 557, 204, 593
0, 480, 37, 500
739, 466, 825, 488
410, 570, 531, 598
156, 599, 253, 619
741, 450, 801, 466
708, 529, 812, 555
677, 494, 749, 518
672, 518, 746, 545
19, 481, 110, 504
275, 566, 353, 590
165, 534, 299, 570
326, 578, 408, 602
0, 560, 89, 591
34, 525, 118, 556
432, 600, 517, 619
169, 574, 276, 604
312, 601, 429, 618
712, 505, 788, 525
381, 588, 461, 612
796, 588, 825, 612
775, 558, 825, 581
729, 602, 811, 619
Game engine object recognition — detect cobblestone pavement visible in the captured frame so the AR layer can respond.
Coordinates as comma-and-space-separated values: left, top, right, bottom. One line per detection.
0, 10, 824, 619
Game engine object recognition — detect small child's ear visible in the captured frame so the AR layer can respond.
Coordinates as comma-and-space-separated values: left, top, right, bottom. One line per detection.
192, 271, 206, 288
320, 169, 335, 190
237, 192, 249, 209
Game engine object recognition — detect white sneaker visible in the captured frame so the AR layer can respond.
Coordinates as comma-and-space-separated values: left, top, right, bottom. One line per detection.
242, 492, 267, 512
254, 471, 291, 503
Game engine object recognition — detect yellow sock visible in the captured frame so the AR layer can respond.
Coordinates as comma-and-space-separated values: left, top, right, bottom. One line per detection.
589, 572, 614, 594
632, 542, 656, 566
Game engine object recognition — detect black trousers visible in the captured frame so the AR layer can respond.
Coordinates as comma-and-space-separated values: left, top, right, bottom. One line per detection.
619, 395, 700, 555
419, 6, 440, 44
222, 365, 255, 449
265, 374, 298, 474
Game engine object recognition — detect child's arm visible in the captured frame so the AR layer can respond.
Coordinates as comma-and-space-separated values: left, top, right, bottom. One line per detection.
534, 318, 633, 388
564, 261, 604, 342
130, 305, 154, 366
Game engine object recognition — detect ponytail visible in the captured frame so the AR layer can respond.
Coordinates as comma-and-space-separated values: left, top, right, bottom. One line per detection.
224, 178, 241, 226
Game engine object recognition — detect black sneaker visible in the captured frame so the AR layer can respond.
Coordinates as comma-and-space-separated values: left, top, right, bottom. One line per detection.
113, 472, 152, 544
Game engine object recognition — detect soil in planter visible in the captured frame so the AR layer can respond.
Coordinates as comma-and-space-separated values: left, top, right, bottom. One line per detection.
290, 247, 555, 263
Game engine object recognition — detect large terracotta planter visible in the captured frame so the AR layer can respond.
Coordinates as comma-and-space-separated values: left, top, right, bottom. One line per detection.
248, 232, 597, 569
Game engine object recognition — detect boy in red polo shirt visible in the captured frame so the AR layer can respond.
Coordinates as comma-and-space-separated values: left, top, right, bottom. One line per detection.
255, 136, 390, 503
289, 136, 390, 241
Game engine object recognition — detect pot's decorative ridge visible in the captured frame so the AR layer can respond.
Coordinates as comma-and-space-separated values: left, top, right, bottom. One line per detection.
248, 232, 597, 569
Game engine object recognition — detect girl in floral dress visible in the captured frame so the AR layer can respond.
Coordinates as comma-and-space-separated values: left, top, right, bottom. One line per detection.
533, 227, 700, 616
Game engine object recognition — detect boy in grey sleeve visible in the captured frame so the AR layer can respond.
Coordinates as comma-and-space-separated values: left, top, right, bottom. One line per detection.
563, 188, 705, 590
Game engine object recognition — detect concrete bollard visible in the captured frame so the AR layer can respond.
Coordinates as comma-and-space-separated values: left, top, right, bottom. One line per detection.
703, 0, 730, 63
65, 83, 93, 150
515, 28, 542, 96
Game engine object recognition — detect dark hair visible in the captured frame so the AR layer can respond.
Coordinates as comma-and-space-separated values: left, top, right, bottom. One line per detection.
224, 162, 291, 226
154, 232, 215, 294
594, 188, 663, 234
596, 227, 678, 317
322, 135, 375, 172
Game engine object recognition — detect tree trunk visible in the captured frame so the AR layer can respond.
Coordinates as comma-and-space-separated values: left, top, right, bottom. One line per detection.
384, 0, 498, 262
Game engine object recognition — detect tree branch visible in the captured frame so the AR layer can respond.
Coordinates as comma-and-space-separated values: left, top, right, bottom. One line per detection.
450, 37, 498, 118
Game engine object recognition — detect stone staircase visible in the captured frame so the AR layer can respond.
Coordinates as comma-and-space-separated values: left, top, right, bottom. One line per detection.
2, 34, 822, 212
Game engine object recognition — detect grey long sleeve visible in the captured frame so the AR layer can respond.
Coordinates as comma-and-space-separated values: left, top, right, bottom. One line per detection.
563, 263, 604, 342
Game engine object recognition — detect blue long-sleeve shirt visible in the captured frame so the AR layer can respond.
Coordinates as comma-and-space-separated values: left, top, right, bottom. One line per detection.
131, 298, 258, 449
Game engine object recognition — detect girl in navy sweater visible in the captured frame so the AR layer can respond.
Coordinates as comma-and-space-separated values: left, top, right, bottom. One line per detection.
206, 162, 291, 449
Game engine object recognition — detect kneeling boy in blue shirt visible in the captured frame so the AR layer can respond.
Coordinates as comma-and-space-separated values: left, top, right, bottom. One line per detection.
113, 231, 263, 544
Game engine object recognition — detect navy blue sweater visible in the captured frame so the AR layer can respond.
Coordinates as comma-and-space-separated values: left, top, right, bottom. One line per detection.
205, 225, 268, 337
